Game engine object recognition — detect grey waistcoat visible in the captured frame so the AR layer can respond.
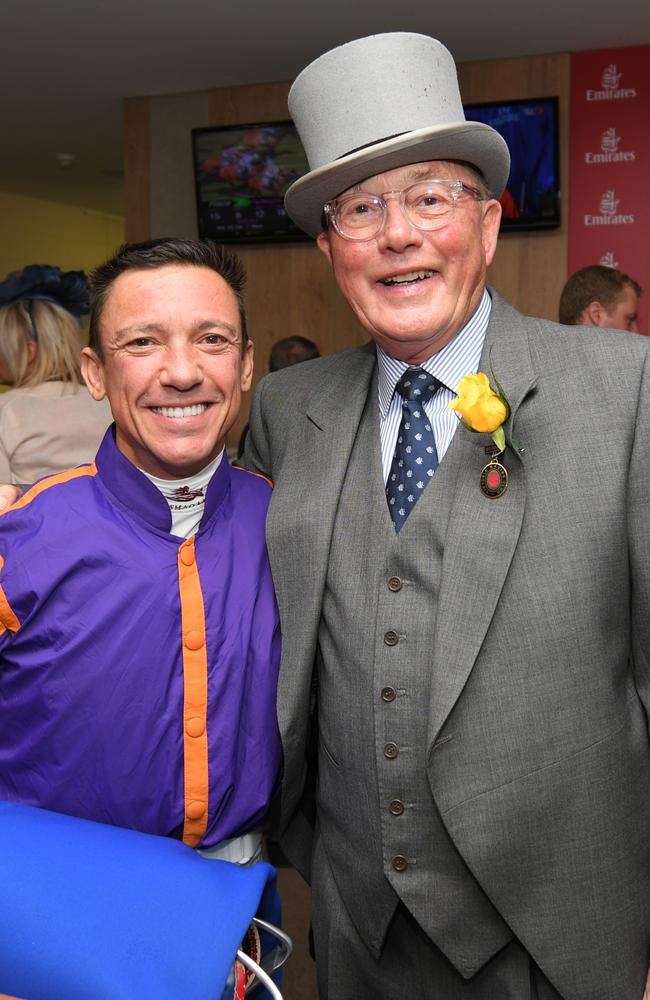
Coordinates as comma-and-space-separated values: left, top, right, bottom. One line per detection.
316, 377, 513, 974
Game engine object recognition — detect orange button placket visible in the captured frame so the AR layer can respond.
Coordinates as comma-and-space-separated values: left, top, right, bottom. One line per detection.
177, 537, 209, 848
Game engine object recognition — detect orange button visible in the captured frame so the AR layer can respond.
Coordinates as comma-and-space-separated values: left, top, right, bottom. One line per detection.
184, 629, 205, 650
186, 800, 206, 821
186, 716, 205, 738
179, 544, 195, 566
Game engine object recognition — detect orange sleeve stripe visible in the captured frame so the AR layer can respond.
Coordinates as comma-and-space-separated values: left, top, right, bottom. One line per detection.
177, 537, 210, 848
1, 464, 98, 515
0, 556, 19, 636
0, 469, 97, 633
236, 467, 273, 489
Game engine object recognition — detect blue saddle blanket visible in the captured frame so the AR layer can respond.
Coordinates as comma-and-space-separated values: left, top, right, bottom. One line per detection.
0, 801, 279, 1000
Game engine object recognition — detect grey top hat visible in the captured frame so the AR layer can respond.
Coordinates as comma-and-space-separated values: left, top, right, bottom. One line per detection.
284, 32, 511, 238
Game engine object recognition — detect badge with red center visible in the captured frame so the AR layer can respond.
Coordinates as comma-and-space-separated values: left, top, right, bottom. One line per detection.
480, 449, 509, 499
449, 353, 516, 500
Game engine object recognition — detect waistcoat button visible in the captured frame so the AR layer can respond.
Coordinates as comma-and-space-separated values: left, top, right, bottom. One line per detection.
384, 742, 399, 758
381, 687, 396, 703
392, 855, 408, 872
389, 799, 405, 816
388, 576, 402, 592
384, 630, 399, 646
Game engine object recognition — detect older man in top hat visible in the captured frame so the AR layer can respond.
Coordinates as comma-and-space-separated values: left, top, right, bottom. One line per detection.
242, 32, 650, 1000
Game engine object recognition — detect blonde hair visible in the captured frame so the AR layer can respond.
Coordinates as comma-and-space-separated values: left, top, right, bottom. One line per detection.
0, 300, 84, 387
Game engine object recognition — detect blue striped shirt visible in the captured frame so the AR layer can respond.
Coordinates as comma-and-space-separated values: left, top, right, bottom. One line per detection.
377, 289, 492, 483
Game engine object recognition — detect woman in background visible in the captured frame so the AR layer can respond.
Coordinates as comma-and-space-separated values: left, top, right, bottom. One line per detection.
0, 264, 112, 485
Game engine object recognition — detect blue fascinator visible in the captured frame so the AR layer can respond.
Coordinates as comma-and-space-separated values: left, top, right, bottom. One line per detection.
0, 264, 89, 320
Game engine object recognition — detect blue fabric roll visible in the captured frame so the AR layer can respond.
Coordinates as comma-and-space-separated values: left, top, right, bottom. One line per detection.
0, 801, 278, 1000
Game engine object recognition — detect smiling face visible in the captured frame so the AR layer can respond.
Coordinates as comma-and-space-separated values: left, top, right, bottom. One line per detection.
316, 160, 502, 364
81, 264, 253, 479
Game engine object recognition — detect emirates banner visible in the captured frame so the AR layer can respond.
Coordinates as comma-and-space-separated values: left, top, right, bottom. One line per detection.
569, 47, 650, 332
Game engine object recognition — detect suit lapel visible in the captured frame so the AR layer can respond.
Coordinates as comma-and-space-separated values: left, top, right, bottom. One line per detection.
295, 343, 377, 587
428, 293, 538, 745
268, 344, 377, 742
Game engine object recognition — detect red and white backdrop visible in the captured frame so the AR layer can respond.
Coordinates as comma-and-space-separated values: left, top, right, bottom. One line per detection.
568, 46, 650, 333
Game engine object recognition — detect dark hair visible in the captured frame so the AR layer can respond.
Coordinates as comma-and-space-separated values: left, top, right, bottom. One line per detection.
559, 265, 642, 325
88, 238, 248, 358
269, 335, 320, 372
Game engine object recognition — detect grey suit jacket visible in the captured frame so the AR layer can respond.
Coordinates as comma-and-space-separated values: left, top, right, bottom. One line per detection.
244, 290, 650, 1000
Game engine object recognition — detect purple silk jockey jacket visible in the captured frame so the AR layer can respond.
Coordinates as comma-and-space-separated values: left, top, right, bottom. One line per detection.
0, 428, 282, 849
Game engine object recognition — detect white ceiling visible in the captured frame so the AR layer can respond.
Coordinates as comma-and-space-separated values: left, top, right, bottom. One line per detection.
1, 0, 649, 216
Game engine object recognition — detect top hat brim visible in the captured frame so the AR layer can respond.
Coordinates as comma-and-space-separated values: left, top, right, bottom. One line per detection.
284, 121, 511, 238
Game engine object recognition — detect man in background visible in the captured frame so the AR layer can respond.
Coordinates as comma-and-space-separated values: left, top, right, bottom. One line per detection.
269, 335, 320, 372
559, 263, 642, 331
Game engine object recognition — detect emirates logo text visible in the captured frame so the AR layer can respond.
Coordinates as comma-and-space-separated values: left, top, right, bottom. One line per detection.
584, 189, 635, 226
585, 127, 635, 164
586, 64, 637, 101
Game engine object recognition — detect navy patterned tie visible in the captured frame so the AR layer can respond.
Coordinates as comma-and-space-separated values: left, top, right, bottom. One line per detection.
386, 368, 442, 532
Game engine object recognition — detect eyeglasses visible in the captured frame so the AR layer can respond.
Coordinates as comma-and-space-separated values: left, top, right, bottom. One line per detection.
323, 179, 486, 242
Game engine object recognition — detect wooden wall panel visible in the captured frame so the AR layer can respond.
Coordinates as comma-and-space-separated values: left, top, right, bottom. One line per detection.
123, 97, 151, 243
207, 80, 291, 125
149, 91, 209, 240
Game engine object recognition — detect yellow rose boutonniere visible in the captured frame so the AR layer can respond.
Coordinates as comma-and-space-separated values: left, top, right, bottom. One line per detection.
449, 370, 510, 453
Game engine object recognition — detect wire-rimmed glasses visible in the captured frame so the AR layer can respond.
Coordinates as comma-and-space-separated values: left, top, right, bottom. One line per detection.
324, 179, 486, 241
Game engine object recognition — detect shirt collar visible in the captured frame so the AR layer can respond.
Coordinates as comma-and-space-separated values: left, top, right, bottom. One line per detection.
95, 426, 230, 535
377, 288, 492, 417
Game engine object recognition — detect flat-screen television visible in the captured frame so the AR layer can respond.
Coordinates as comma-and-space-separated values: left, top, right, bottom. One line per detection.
192, 98, 560, 243
463, 96, 561, 232
192, 121, 310, 244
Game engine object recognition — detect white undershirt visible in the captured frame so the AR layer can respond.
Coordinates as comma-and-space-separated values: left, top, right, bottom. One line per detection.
140, 451, 223, 538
